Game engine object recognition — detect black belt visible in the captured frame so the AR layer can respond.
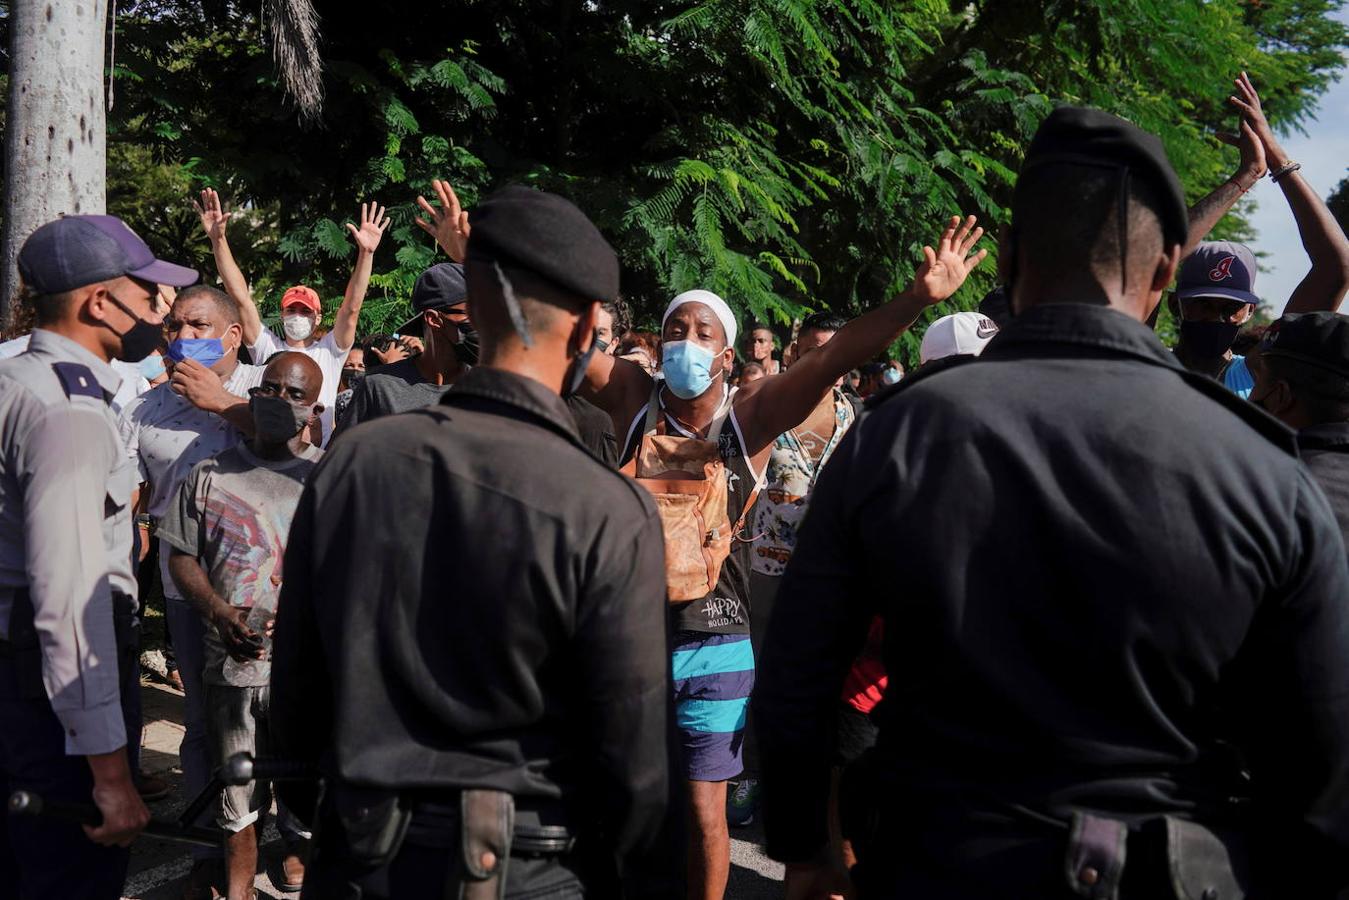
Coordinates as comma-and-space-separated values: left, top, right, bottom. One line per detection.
405, 798, 575, 858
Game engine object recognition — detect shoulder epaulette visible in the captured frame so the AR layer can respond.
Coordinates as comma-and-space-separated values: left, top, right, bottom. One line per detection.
51, 362, 105, 402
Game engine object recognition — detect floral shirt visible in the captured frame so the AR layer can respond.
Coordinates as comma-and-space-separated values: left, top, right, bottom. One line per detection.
750, 388, 855, 576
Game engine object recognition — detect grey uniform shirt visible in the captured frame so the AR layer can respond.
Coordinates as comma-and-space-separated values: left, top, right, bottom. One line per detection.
118, 361, 265, 600
0, 330, 137, 755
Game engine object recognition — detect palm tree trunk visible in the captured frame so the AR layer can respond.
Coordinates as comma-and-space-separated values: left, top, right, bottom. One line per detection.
0, 0, 108, 331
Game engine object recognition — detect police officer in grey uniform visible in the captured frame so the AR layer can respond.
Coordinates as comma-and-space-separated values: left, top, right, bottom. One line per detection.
0, 215, 198, 899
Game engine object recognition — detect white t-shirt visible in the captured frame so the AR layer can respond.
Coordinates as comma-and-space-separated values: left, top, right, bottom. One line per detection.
250, 329, 349, 445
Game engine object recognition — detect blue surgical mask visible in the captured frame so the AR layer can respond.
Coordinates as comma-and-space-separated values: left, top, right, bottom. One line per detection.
166, 338, 226, 367
662, 339, 722, 399
138, 354, 166, 380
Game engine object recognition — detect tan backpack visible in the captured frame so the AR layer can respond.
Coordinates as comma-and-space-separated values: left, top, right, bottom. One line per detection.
622, 388, 757, 602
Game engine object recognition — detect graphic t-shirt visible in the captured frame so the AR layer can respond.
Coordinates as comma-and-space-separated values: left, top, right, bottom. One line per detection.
751, 388, 854, 576
157, 442, 322, 686
250, 329, 350, 444
621, 388, 764, 635
118, 362, 266, 600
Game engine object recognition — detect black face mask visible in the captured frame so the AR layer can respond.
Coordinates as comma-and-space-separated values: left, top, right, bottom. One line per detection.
564, 336, 607, 397
1179, 320, 1241, 359
106, 292, 164, 363
451, 320, 480, 367
341, 368, 365, 391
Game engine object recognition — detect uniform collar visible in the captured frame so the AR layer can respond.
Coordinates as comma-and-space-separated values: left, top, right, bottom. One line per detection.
1297, 421, 1349, 451
442, 366, 580, 440
984, 303, 1178, 369
27, 328, 123, 397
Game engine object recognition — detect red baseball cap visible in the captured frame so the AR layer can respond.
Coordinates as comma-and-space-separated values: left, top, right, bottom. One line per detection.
281, 285, 321, 313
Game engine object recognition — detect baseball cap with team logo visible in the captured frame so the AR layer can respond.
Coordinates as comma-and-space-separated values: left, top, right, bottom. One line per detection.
920, 311, 1000, 364
1175, 241, 1259, 306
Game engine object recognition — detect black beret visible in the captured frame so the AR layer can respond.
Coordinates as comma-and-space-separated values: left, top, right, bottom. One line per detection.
466, 185, 619, 303
1018, 106, 1189, 248
1260, 311, 1349, 379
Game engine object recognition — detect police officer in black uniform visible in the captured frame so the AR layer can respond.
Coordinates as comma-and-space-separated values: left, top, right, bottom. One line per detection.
754, 109, 1349, 899
0, 215, 197, 898
1247, 310, 1349, 544
270, 186, 673, 898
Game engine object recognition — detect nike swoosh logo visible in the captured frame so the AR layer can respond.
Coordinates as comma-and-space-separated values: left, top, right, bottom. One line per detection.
976, 325, 998, 338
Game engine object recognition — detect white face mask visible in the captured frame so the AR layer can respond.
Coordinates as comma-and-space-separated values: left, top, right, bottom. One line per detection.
282, 313, 315, 342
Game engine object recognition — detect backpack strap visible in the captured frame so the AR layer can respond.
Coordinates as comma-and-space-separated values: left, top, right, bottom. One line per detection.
642, 384, 663, 436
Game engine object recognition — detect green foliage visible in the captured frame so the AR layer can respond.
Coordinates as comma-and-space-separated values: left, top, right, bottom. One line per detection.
87, 0, 1347, 356
1331, 176, 1349, 238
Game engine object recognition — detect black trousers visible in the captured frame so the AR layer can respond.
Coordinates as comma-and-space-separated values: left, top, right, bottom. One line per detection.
0, 590, 141, 900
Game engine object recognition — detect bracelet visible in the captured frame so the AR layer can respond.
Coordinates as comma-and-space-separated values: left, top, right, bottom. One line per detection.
1269, 161, 1302, 183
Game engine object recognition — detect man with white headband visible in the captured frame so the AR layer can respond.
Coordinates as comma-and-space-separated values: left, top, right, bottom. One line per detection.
580, 213, 987, 900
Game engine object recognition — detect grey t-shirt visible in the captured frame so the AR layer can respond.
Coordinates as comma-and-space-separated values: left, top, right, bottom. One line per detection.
158, 442, 322, 686
334, 357, 450, 436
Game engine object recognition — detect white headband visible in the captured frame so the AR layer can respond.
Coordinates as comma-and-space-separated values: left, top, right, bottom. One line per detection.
662, 289, 738, 349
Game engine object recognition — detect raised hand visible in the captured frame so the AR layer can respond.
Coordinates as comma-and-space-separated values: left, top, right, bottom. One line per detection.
1215, 119, 1267, 189
415, 178, 471, 262
346, 202, 391, 255
909, 215, 987, 305
1226, 71, 1287, 168
191, 187, 231, 243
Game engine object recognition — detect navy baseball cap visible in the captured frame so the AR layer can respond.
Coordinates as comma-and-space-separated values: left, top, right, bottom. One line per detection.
396, 262, 467, 335
1176, 241, 1259, 306
18, 215, 198, 294
1259, 311, 1349, 379
411, 263, 467, 313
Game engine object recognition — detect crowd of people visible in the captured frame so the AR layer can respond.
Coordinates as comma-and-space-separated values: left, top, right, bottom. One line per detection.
1, 71, 1348, 900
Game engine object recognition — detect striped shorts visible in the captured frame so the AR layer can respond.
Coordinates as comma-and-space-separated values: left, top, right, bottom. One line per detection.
671, 631, 755, 781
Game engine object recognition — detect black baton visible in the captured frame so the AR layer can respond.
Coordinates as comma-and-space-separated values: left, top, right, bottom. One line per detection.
7, 791, 224, 848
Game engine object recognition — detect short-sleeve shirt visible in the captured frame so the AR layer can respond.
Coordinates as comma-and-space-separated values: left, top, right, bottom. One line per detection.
118, 362, 265, 599
251, 330, 349, 444
1223, 354, 1254, 398
751, 389, 855, 576
157, 442, 322, 686
335, 357, 449, 435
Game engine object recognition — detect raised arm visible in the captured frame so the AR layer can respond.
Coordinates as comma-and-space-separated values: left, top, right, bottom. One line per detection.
1185, 116, 1267, 257
415, 178, 472, 262
194, 188, 265, 345
737, 215, 987, 455
1230, 72, 1349, 314
331, 202, 391, 353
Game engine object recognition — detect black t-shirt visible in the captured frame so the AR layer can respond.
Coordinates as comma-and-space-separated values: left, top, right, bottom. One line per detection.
334, 358, 449, 437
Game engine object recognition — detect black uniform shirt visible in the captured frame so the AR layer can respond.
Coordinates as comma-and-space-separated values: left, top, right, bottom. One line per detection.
755, 304, 1349, 878
1298, 422, 1349, 548
270, 366, 671, 860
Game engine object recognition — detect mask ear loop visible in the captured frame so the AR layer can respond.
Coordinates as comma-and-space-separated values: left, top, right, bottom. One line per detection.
1117, 166, 1130, 296
492, 262, 533, 348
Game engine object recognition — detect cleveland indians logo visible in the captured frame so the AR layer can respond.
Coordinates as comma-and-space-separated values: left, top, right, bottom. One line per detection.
1209, 256, 1236, 282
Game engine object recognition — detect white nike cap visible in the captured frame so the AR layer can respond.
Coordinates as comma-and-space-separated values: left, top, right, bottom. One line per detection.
919, 312, 999, 364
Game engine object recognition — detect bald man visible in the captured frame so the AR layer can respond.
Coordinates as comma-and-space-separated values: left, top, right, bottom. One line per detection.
161, 352, 325, 899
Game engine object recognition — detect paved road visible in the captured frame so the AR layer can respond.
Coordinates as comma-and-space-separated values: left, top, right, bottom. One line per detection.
122, 679, 784, 899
